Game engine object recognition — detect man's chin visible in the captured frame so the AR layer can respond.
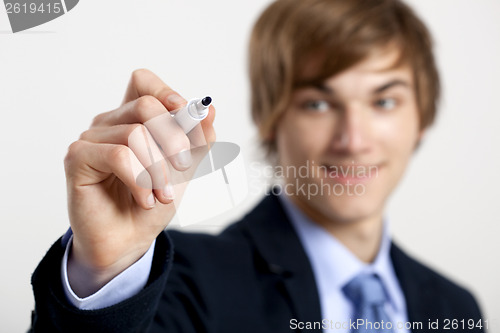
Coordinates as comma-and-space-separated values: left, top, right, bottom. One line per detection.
313, 194, 381, 224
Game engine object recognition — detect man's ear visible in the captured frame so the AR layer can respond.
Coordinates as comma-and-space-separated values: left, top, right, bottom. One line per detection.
266, 129, 275, 142
262, 123, 276, 144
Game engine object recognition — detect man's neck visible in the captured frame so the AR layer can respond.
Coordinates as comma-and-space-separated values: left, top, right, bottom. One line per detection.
289, 195, 384, 263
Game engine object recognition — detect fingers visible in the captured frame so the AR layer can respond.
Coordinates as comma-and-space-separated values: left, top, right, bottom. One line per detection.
119, 69, 216, 144
122, 69, 188, 111
93, 95, 175, 128
143, 113, 192, 170
87, 99, 193, 171
79, 124, 182, 204
64, 140, 157, 210
74, 69, 217, 208
90, 94, 216, 169
126, 125, 175, 204
93, 68, 216, 140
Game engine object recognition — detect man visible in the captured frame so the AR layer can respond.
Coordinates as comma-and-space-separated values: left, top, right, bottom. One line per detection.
30, 0, 484, 332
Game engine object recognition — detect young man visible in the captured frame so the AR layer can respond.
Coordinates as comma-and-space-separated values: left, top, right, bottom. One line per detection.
30, 0, 483, 332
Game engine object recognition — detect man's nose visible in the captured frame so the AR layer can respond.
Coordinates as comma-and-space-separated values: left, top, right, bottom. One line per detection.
330, 105, 371, 154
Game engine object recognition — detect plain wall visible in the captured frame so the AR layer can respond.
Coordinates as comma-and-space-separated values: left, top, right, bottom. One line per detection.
0, 0, 498, 331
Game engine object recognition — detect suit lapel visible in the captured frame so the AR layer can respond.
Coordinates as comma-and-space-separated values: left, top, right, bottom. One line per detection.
241, 194, 444, 330
241, 194, 323, 331
390, 243, 440, 323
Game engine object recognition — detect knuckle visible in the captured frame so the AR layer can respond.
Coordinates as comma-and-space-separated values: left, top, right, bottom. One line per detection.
157, 86, 175, 100
64, 140, 85, 167
90, 112, 107, 127
78, 129, 93, 141
134, 95, 161, 122
130, 123, 147, 134
127, 123, 148, 139
109, 145, 131, 165
130, 68, 151, 85
90, 114, 101, 127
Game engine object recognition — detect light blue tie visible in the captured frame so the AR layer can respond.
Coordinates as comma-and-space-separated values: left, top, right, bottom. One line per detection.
342, 273, 393, 333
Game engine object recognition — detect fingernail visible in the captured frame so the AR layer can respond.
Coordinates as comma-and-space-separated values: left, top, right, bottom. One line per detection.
167, 94, 185, 107
173, 149, 192, 169
163, 184, 175, 200
147, 193, 156, 207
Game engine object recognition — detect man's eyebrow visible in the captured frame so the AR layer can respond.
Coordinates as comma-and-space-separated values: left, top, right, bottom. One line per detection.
372, 79, 410, 94
295, 79, 411, 95
294, 81, 333, 93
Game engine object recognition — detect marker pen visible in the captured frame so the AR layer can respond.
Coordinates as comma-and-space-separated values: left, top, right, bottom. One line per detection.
172, 96, 212, 134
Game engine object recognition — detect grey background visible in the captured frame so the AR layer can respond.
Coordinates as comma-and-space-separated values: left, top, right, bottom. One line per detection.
0, 0, 499, 331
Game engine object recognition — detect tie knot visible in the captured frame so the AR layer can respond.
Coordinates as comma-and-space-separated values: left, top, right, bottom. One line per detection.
343, 273, 388, 307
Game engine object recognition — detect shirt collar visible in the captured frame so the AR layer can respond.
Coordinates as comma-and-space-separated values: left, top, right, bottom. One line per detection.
278, 193, 404, 312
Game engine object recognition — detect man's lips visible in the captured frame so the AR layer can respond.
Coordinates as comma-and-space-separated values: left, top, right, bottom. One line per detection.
319, 163, 381, 184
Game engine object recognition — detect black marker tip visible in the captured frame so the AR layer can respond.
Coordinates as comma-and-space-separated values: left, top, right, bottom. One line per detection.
202, 96, 212, 107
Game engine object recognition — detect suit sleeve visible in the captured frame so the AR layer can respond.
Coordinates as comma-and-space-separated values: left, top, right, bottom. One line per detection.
29, 231, 173, 333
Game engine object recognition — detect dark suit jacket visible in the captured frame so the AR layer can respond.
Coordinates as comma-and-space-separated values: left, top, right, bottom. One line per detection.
30, 193, 484, 332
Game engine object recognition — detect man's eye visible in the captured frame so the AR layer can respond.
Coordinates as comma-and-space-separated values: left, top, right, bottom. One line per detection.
303, 100, 330, 112
374, 98, 397, 110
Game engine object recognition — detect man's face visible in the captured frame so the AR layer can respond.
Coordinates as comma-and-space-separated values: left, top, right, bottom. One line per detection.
275, 48, 422, 226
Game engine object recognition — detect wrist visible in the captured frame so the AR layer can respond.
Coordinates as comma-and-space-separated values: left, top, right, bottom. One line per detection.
67, 238, 152, 297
